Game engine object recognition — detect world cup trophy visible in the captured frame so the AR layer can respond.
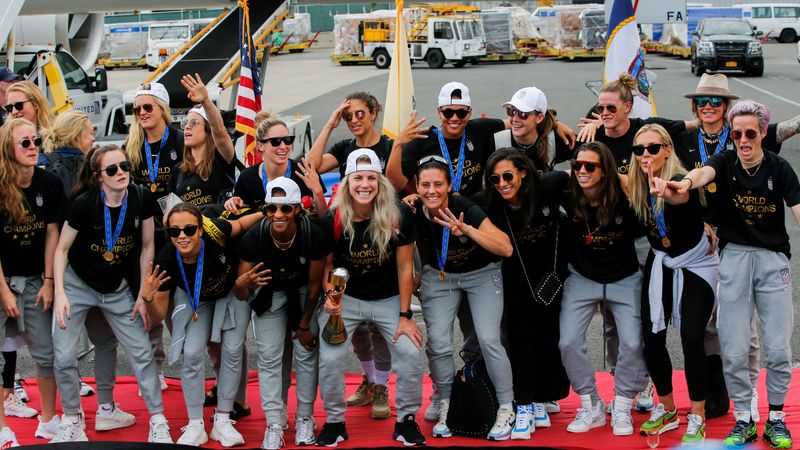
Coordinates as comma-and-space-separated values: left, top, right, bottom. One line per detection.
322, 267, 350, 345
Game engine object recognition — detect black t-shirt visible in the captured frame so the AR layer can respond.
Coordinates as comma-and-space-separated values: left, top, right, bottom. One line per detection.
328, 135, 392, 178
504, 132, 572, 174
170, 152, 235, 207
595, 117, 686, 175
320, 204, 416, 300
0, 169, 65, 277
641, 174, 705, 257
401, 118, 506, 196
130, 127, 184, 199
707, 150, 800, 258
233, 159, 322, 210
157, 220, 235, 302
414, 194, 499, 273
66, 186, 154, 293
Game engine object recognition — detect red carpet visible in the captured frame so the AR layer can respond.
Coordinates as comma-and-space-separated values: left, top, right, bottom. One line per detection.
9, 369, 800, 449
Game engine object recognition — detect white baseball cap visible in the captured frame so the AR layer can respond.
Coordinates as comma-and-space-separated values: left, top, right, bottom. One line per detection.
437, 82, 471, 108
135, 82, 170, 105
264, 177, 302, 205
188, 105, 208, 122
345, 149, 382, 176
503, 87, 547, 114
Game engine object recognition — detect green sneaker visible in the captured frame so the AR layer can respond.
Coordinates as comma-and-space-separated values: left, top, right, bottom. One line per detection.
723, 419, 757, 448
640, 404, 680, 435
681, 413, 705, 445
763, 413, 792, 449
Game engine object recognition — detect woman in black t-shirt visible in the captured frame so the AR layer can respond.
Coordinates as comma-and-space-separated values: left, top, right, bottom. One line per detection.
169, 75, 236, 208
52, 145, 172, 443
0, 118, 64, 445
626, 124, 718, 442
412, 156, 516, 441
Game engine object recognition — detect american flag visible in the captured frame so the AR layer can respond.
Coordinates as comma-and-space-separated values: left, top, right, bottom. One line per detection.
235, 0, 262, 166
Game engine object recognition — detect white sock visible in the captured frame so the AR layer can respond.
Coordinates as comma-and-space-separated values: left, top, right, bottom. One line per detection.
499, 402, 513, 411
98, 402, 114, 415
769, 410, 785, 421
215, 411, 230, 421
360, 360, 376, 383
579, 394, 593, 410
614, 396, 633, 412
734, 410, 751, 423
374, 369, 391, 386
188, 418, 203, 426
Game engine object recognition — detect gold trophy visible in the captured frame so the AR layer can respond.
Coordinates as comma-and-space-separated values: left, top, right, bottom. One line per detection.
322, 267, 350, 345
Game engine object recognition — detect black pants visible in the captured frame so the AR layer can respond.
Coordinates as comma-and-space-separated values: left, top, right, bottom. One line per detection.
641, 254, 715, 402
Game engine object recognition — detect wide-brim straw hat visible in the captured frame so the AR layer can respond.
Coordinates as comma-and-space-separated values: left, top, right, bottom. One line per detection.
683, 73, 740, 99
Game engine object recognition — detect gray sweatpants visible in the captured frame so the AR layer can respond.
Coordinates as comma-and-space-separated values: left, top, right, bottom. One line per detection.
7, 276, 54, 377
318, 294, 423, 423
704, 310, 761, 388
718, 243, 794, 411
420, 261, 514, 404
252, 288, 318, 424
559, 266, 648, 400
85, 308, 119, 404
55, 265, 163, 415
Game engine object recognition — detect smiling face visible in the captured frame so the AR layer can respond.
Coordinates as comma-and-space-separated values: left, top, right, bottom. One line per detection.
6, 91, 36, 123
694, 97, 727, 129
731, 114, 766, 164
258, 124, 292, 166
347, 170, 379, 206
182, 112, 207, 148
508, 108, 544, 141
134, 95, 165, 131
76, 119, 95, 152
573, 149, 604, 191
490, 159, 526, 204
597, 91, 631, 132
167, 211, 203, 257
417, 167, 451, 211
438, 104, 471, 139
11, 123, 39, 168
266, 196, 300, 234
344, 99, 376, 139
633, 130, 671, 176
97, 150, 131, 192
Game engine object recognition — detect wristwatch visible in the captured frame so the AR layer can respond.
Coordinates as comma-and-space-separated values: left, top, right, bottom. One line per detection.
399, 310, 413, 319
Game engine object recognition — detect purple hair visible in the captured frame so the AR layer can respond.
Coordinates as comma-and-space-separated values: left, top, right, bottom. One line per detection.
728, 100, 771, 131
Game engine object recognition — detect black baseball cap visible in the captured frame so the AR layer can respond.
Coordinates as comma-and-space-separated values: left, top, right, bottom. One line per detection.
0, 68, 21, 82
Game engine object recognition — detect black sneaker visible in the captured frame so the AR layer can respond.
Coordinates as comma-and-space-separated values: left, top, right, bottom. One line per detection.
229, 401, 251, 420
203, 385, 218, 407
393, 414, 426, 446
316, 422, 347, 447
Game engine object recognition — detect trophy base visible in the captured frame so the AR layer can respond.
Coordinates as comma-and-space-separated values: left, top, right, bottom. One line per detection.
322, 326, 347, 345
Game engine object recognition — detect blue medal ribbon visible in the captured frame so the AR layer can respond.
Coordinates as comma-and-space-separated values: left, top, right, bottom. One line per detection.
261, 161, 292, 195
144, 127, 170, 186
437, 222, 451, 274
434, 129, 466, 194
697, 127, 729, 165
649, 194, 668, 240
176, 239, 204, 317
100, 190, 128, 259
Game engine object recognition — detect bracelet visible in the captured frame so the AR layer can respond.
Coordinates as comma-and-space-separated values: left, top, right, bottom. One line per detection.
297, 325, 310, 332
44, 277, 54, 281
686, 177, 694, 190
143, 295, 155, 303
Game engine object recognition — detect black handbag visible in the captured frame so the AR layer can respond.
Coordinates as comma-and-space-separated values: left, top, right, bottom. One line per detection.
505, 211, 563, 306
446, 352, 499, 436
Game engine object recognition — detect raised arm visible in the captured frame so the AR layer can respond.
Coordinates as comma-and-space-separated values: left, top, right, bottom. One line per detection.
307, 100, 350, 174
668, 165, 717, 194
385, 112, 427, 193
182, 73, 235, 163
776, 113, 800, 144
434, 211, 513, 257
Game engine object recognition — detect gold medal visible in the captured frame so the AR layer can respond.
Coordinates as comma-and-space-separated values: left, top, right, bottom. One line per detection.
662, 237, 671, 248
192, 312, 198, 322
439, 270, 446, 281
707, 182, 717, 193
150, 183, 158, 193
103, 250, 114, 261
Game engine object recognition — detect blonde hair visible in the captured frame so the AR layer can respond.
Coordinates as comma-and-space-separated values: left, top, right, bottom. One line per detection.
6, 81, 53, 130
600, 73, 638, 105
628, 124, 691, 220
331, 165, 400, 261
0, 118, 37, 224
255, 112, 287, 141
41, 110, 91, 153
123, 95, 171, 168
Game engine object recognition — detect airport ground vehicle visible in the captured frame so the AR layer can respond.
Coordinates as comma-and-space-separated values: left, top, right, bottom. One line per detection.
690, 18, 764, 77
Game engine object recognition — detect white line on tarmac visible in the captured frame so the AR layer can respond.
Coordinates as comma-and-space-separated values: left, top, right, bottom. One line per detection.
730, 77, 800, 108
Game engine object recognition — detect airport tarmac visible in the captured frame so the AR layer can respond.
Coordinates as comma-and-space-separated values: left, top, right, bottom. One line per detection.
14, 38, 800, 384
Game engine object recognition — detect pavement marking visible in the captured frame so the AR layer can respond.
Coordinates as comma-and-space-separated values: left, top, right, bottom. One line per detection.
730, 77, 800, 108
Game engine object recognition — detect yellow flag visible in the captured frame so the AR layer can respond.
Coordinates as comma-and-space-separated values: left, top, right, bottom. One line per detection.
382, 0, 416, 139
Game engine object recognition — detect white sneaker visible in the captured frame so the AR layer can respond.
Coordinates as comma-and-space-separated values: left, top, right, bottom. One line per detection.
149, 414, 173, 443
0, 427, 19, 448
545, 401, 561, 414
13, 375, 28, 402
262, 423, 284, 449
177, 420, 207, 446
487, 405, 515, 441
533, 403, 551, 428
159, 372, 168, 390
210, 413, 245, 447
294, 417, 316, 446
4, 393, 37, 418
95, 402, 136, 431
636, 379, 655, 412
50, 415, 88, 443
511, 403, 534, 440
612, 408, 634, 436
432, 399, 452, 438
79, 381, 95, 397
35, 415, 61, 439
751, 388, 760, 423
567, 399, 606, 433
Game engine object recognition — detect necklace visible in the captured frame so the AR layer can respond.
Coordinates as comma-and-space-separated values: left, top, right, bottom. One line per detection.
585, 219, 599, 244
741, 154, 764, 177
270, 228, 296, 249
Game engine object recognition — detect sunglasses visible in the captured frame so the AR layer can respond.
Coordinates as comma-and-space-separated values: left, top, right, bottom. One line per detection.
258, 136, 296, 147
132, 103, 154, 115
4, 100, 30, 113
166, 225, 200, 238
180, 118, 201, 130
17, 136, 42, 149
343, 110, 367, 122
693, 96, 725, 108
731, 129, 759, 140
439, 108, 470, 119
506, 107, 537, 121
417, 154, 449, 166
489, 172, 515, 185
631, 143, 667, 156
570, 160, 598, 173
100, 160, 133, 177
593, 104, 618, 114
265, 204, 295, 214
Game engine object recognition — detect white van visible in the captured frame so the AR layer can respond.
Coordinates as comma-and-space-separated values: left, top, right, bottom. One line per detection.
145, 19, 212, 71
737, 3, 800, 42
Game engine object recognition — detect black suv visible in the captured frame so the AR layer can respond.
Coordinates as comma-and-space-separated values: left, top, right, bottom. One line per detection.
690, 18, 764, 77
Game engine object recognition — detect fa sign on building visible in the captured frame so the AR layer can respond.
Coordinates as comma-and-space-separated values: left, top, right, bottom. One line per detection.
604, 0, 687, 24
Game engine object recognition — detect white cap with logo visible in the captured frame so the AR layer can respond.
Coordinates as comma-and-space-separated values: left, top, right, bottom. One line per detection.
503, 87, 547, 114
264, 177, 302, 205
135, 82, 170, 105
438, 81, 471, 108
345, 149, 383, 176
188, 105, 208, 122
